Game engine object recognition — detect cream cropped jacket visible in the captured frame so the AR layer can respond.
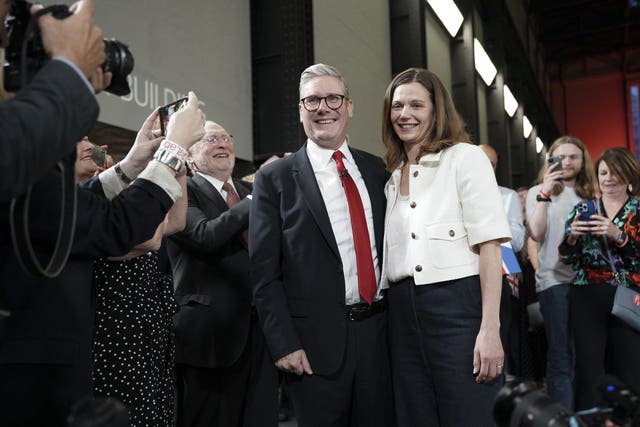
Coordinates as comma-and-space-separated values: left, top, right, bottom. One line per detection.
380, 143, 511, 288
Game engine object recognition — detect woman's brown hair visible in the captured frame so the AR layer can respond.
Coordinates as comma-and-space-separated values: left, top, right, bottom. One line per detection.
595, 147, 640, 197
382, 68, 470, 171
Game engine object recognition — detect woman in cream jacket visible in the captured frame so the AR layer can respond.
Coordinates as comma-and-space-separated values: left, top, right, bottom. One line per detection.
380, 68, 511, 427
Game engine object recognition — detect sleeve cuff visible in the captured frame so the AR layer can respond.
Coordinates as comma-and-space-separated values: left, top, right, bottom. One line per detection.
52, 57, 95, 94
98, 167, 126, 201
137, 160, 182, 202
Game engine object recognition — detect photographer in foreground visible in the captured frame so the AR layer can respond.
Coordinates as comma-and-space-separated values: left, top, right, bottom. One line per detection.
0, 0, 105, 200
0, 92, 205, 426
559, 147, 640, 412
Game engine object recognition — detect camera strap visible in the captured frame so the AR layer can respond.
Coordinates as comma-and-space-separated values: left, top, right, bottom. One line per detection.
9, 151, 77, 278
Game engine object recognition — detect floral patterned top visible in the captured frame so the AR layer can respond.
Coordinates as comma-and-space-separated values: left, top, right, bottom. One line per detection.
559, 197, 640, 289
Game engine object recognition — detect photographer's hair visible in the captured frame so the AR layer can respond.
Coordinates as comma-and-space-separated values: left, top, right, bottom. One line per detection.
595, 147, 640, 197
299, 63, 350, 99
538, 135, 596, 199
382, 67, 470, 171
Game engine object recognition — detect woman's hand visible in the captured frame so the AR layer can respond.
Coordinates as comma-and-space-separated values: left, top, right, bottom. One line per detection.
588, 214, 620, 240
473, 327, 504, 383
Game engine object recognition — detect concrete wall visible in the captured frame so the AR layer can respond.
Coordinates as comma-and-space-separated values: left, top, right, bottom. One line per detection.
94, 0, 253, 160
312, 0, 391, 156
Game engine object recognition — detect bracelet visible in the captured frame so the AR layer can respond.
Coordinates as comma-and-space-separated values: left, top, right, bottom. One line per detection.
114, 162, 133, 185
153, 148, 183, 173
616, 231, 627, 246
160, 139, 189, 161
539, 190, 551, 199
536, 193, 551, 202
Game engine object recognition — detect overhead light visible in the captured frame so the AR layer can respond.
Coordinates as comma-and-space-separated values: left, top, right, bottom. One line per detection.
426, 0, 464, 37
536, 137, 544, 154
522, 115, 533, 139
503, 85, 518, 117
473, 39, 497, 86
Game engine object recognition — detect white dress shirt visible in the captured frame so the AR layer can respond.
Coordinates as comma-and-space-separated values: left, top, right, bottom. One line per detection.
306, 139, 381, 305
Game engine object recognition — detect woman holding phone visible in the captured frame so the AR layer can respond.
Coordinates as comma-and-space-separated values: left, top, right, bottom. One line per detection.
559, 147, 640, 410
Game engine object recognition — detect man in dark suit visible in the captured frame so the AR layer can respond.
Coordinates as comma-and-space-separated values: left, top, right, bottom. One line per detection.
249, 64, 392, 427
0, 94, 205, 426
0, 0, 106, 201
167, 121, 278, 427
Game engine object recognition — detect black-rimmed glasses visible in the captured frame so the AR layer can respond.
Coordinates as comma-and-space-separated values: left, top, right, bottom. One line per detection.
300, 94, 347, 112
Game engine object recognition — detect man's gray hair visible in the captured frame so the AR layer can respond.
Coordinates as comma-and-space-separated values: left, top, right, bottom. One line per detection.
299, 63, 350, 99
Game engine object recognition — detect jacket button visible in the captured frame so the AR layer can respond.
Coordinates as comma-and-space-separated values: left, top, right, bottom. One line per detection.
413, 171, 419, 178
449, 229, 455, 237
410, 202, 416, 208
415, 265, 423, 272
411, 232, 416, 239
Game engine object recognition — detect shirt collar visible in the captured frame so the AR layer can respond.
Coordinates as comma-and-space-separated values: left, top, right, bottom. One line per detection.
197, 172, 232, 195
305, 138, 354, 171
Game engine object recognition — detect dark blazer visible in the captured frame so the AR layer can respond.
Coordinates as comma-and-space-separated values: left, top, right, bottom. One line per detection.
168, 174, 253, 368
249, 144, 388, 375
0, 60, 99, 201
0, 171, 174, 425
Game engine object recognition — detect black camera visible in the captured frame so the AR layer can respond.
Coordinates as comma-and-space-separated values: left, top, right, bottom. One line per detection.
494, 378, 640, 427
4, 0, 134, 96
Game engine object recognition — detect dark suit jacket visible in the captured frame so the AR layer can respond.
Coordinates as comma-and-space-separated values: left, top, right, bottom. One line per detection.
168, 174, 253, 369
249, 144, 388, 375
0, 60, 99, 201
0, 172, 174, 425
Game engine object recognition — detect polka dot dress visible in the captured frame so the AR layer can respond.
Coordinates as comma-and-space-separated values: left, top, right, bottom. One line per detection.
92, 252, 178, 427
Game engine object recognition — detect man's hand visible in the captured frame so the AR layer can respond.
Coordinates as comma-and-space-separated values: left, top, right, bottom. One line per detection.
88, 67, 112, 94
275, 349, 313, 376
35, 0, 105, 77
165, 91, 205, 150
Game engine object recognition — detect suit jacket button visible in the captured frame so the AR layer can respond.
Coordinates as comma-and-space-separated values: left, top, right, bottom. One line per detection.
410, 201, 416, 208
411, 232, 416, 239
415, 265, 423, 272
449, 229, 455, 237
413, 171, 419, 178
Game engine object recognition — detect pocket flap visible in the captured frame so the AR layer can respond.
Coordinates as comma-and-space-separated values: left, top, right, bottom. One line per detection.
175, 293, 211, 306
427, 221, 468, 241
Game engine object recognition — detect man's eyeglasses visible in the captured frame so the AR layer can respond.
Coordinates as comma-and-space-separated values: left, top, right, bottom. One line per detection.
201, 135, 233, 144
300, 94, 347, 112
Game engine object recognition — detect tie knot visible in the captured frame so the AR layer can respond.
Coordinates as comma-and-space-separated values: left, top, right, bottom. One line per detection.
332, 150, 344, 162
222, 182, 233, 192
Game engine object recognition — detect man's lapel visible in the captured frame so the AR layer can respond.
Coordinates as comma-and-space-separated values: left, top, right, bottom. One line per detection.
292, 146, 341, 260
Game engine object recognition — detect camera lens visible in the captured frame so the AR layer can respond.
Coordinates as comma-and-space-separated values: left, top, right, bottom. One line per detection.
494, 380, 575, 427
102, 39, 134, 96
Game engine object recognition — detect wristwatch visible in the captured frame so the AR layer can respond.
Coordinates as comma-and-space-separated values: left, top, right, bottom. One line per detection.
536, 193, 551, 202
616, 231, 627, 245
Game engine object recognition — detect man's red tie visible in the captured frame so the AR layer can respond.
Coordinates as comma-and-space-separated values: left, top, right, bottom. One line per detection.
332, 151, 377, 305
222, 182, 248, 244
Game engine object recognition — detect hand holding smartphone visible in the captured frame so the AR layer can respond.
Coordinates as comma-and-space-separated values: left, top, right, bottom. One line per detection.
577, 200, 597, 222
159, 97, 188, 136
547, 156, 563, 179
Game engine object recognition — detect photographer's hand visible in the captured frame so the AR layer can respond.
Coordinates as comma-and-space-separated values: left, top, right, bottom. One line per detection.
540, 162, 562, 196
35, 0, 105, 78
165, 91, 206, 150
88, 67, 112, 94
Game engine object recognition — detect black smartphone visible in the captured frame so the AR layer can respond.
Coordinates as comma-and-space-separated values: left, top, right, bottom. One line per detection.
159, 97, 188, 136
577, 200, 597, 222
547, 156, 563, 173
